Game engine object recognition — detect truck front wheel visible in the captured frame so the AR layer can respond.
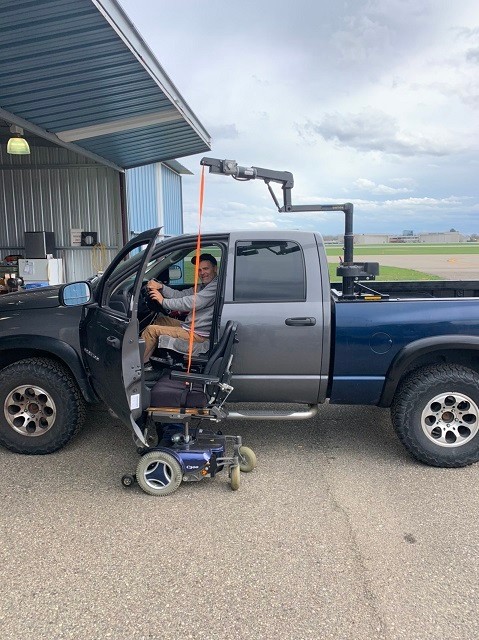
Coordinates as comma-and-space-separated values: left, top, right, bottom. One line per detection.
392, 364, 479, 467
0, 358, 86, 454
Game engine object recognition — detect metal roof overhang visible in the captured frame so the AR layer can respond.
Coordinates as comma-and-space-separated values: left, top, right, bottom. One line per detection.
0, 0, 211, 171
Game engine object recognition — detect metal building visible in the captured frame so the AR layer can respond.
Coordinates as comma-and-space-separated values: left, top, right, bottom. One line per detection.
0, 0, 210, 282
126, 160, 192, 240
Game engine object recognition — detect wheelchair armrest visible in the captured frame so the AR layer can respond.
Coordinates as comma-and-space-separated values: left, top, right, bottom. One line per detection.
170, 371, 220, 384
183, 354, 209, 365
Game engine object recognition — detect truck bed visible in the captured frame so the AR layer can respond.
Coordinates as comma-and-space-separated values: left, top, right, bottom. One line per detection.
331, 280, 479, 299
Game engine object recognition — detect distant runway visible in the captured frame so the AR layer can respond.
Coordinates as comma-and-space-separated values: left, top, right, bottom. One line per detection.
328, 253, 479, 280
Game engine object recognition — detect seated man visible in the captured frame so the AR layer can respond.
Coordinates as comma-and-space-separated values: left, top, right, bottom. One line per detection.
142, 253, 218, 370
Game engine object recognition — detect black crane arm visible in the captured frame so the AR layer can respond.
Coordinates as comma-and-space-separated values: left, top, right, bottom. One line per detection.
200, 157, 381, 298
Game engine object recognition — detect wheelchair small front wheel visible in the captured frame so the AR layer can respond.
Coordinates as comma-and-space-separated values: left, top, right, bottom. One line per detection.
230, 464, 240, 491
239, 446, 257, 472
136, 451, 183, 496
121, 474, 135, 487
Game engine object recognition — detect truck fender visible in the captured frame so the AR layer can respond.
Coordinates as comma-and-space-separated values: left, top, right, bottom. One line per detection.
379, 335, 479, 407
0, 335, 99, 404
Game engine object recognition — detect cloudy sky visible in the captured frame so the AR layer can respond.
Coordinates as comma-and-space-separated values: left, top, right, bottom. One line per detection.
119, 0, 479, 237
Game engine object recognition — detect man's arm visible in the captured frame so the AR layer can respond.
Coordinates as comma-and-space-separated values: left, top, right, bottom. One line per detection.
147, 280, 195, 310
160, 280, 217, 313
147, 279, 194, 298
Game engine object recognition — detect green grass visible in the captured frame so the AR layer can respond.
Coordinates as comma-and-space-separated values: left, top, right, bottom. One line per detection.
326, 243, 479, 256
181, 246, 441, 284
329, 264, 440, 282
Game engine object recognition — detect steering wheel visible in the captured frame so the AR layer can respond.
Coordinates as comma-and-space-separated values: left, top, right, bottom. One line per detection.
138, 282, 171, 323
138, 283, 156, 315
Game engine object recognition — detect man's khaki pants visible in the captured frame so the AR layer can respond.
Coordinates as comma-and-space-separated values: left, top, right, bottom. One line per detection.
141, 317, 206, 363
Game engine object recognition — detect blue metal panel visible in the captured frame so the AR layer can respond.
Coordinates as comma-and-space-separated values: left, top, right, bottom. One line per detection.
125, 165, 158, 238
330, 297, 479, 405
0, 0, 210, 169
162, 165, 183, 236
77, 121, 207, 169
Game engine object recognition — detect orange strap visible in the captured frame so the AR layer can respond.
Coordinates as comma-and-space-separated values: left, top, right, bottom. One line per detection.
186, 165, 205, 373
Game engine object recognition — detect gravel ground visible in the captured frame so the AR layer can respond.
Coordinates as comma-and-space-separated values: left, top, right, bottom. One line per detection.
1, 404, 479, 640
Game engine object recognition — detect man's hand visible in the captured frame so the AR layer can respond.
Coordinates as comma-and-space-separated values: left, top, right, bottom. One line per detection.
147, 279, 162, 292
149, 289, 164, 305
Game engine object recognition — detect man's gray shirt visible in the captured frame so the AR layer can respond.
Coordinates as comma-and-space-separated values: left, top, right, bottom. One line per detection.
160, 277, 218, 336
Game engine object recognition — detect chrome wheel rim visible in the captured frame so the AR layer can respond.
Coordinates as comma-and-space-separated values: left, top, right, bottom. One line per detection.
421, 392, 479, 448
4, 385, 57, 437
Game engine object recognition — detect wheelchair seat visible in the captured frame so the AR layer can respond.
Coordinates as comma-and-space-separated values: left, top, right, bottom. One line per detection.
149, 321, 238, 416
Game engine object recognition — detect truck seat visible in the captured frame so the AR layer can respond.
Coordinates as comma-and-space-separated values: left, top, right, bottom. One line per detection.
152, 334, 210, 367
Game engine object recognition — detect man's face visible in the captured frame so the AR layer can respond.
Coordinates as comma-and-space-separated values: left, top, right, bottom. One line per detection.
198, 260, 217, 285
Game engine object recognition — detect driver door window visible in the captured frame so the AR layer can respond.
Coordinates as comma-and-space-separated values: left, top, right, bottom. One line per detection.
102, 243, 149, 316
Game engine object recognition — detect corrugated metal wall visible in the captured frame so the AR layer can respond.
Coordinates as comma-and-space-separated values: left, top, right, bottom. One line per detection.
125, 163, 184, 281
0, 150, 184, 283
162, 165, 184, 236
0, 145, 121, 281
125, 162, 184, 237
125, 164, 161, 239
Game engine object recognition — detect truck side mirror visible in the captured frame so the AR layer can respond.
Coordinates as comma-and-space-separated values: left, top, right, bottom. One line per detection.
60, 282, 92, 306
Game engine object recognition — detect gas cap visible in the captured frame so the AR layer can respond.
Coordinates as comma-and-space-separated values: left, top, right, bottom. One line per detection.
370, 332, 393, 354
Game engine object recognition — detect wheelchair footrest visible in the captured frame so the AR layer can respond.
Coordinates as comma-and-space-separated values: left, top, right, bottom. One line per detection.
148, 406, 228, 421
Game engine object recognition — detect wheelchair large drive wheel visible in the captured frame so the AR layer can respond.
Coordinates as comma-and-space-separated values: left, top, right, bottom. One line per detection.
136, 451, 183, 496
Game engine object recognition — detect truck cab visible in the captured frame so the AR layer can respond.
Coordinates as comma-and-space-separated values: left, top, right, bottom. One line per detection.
78, 228, 332, 444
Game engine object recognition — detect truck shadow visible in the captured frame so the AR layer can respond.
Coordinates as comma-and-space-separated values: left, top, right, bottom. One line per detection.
0, 403, 413, 497
226, 403, 410, 467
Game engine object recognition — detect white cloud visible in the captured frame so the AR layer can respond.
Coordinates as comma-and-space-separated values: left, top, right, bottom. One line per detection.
119, 0, 479, 235
298, 109, 468, 157
354, 178, 413, 194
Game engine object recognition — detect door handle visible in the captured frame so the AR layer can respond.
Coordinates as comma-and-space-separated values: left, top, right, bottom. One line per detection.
285, 317, 316, 326
106, 336, 121, 349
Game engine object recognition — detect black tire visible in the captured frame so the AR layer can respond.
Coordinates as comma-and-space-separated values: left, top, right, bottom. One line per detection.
0, 358, 86, 455
136, 451, 183, 496
239, 446, 257, 473
121, 474, 135, 487
391, 364, 479, 467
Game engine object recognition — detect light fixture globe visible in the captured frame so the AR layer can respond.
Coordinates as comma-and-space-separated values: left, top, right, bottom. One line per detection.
7, 136, 30, 155
6, 124, 30, 155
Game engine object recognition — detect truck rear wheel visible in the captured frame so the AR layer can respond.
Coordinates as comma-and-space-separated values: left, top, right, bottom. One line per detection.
0, 358, 86, 454
391, 364, 479, 467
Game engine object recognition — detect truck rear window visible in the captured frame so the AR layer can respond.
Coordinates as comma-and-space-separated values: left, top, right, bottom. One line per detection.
234, 240, 306, 302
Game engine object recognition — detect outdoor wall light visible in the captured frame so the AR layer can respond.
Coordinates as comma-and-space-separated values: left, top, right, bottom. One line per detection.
7, 125, 30, 155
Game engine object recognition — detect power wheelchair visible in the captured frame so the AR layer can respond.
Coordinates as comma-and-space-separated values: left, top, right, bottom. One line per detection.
122, 321, 256, 496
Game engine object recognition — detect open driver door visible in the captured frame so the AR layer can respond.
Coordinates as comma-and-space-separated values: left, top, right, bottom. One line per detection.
81, 228, 161, 445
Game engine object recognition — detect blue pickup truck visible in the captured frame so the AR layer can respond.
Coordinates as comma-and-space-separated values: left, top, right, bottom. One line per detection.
0, 158, 478, 469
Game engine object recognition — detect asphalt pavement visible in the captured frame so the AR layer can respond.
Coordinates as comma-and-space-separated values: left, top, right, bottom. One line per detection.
1, 403, 479, 640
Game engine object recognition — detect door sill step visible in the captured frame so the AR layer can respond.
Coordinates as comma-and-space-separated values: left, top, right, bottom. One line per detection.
227, 405, 318, 421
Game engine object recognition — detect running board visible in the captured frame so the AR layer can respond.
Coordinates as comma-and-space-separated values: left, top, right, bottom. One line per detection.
227, 405, 318, 421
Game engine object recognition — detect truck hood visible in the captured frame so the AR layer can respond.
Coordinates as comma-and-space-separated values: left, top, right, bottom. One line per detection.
0, 286, 63, 310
